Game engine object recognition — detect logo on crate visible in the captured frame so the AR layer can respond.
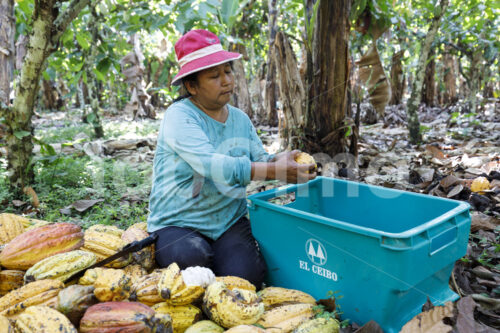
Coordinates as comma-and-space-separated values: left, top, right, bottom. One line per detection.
305, 239, 327, 266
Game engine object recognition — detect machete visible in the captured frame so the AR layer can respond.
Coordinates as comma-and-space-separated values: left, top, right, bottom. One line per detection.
65, 232, 158, 284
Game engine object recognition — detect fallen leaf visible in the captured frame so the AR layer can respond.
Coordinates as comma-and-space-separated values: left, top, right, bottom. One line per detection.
447, 184, 464, 198
454, 296, 476, 333
69, 199, 104, 213
12, 200, 26, 207
400, 301, 454, 333
471, 294, 500, 311
317, 297, 336, 313
426, 145, 445, 159
470, 212, 498, 232
23, 186, 39, 208
440, 175, 461, 189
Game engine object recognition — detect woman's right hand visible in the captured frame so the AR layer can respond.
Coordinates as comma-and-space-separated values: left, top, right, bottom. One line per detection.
273, 150, 317, 183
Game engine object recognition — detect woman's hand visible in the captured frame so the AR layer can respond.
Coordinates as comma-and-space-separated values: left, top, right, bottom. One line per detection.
251, 150, 317, 183
274, 150, 317, 183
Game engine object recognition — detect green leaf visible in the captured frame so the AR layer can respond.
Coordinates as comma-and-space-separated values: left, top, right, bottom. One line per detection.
76, 33, 90, 50
97, 57, 112, 75
14, 131, 31, 140
221, 0, 239, 25
93, 68, 105, 81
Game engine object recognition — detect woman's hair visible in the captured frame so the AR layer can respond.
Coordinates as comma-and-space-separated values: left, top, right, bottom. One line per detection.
172, 61, 234, 103
172, 72, 198, 103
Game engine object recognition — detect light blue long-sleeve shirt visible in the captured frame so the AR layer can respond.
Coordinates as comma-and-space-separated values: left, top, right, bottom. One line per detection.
147, 98, 273, 239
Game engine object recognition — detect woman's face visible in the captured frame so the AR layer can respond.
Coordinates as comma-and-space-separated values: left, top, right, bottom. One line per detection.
186, 63, 234, 110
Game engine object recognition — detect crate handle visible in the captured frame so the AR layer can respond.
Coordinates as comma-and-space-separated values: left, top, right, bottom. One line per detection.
428, 217, 458, 256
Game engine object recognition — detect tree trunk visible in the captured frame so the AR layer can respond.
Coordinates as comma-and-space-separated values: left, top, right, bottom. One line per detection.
5, 0, 58, 194
406, 0, 448, 144
305, 0, 352, 156
264, 0, 279, 126
0, 0, 15, 105
41, 79, 60, 110
5, 0, 91, 195
85, 8, 104, 138
421, 48, 436, 106
469, 50, 482, 112
230, 44, 253, 118
273, 32, 306, 150
442, 47, 457, 105
389, 50, 405, 105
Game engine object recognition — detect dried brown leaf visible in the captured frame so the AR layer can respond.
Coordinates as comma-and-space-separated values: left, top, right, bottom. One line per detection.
70, 199, 104, 213
440, 175, 461, 189
400, 301, 454, 333
470, 212, 499, 232
447, 184, 464, 198
426, 145, 445, 159
23, 186, 39, 208
356, 45, 391, 115
454, 296, 476, 333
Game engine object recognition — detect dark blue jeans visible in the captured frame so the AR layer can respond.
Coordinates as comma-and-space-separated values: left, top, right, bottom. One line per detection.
153, 216, 267, 288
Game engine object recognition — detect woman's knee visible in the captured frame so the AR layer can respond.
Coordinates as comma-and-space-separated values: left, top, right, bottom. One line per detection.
154, 226, 213, 269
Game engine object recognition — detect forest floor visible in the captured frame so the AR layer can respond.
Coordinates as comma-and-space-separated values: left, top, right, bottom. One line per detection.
0, 101, 498, 332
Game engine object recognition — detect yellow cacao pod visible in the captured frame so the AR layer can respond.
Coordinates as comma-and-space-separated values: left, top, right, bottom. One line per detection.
215, 276, 256, 292
0, 270, 25, 296
0, 213, 26, 244
79, 268, 132, 302
158, 262, 204, 305
185, 320, 224, 333
257, 303, 314, 333
81, 228, 131, 268
130, 270, 163, 306
24, 250, 97, 283
122, 225, 155, 270
293, 317, 340, 333
258, 287, 316, 310
153, 302, 202, 333
0, 314, 14, 332
202, 281, 264, 328
14, 305, 77, 333
0, 279, 64, 318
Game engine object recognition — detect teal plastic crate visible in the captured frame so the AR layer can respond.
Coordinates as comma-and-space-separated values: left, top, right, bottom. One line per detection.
248, 176, 470, 333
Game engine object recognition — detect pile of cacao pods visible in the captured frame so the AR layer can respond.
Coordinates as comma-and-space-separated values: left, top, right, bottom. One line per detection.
0, 213, 339, 333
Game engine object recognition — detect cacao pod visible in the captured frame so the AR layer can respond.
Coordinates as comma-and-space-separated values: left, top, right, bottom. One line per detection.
130, 270, 163, 306
79, 267, 132, 302
158, 263, 204, 305
0, 213, 26, 244
0, 270, 24, 296
122, 225, 155, 270
258, 287, 316, 310
0, 279, 64, 318
81, 227, 131, 268
257, 303, 314, 333
57, 285, 98, 327
293, 317, 340, 333
14, 305, 77, 332
152, 302, 202, 333
184, 320, 224, 333
24, 250, 97, 283
202, 281, 264, 328
0, 223, 84, 270
0, 314, 14, 332
225, 325, 268, 332
80, 301, 173, 333
215, 276, 256, 292
123, 264, 147, 285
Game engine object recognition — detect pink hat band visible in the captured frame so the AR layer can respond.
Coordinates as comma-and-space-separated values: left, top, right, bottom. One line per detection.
171, 30, 242, 86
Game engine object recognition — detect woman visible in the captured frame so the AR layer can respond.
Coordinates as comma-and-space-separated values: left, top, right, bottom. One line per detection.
148, 29, 316, 287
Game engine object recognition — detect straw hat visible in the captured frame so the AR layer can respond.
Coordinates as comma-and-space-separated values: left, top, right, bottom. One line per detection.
171, 29, 242, 86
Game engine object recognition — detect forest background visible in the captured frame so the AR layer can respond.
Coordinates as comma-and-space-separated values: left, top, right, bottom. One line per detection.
0, 0, 498, 330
